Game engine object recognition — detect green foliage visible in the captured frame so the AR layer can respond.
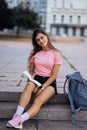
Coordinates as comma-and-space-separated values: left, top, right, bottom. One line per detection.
11, 3, 40, 36
0, 1, 40, 34
11, 5, 39, 29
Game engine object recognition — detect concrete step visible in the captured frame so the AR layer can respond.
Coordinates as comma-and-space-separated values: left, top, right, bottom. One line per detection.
0, 91, 68, 104
0, 101, 87, 121
1, 119, 87, 130
0, 91, 87, 122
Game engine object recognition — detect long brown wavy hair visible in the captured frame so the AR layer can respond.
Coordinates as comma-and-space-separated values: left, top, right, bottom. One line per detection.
31, 28, 57, 56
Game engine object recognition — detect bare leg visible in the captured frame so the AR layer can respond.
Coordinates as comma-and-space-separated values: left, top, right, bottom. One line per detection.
18, 82, 38, 108
26, 86, 55, 118
6, 86, 55, 129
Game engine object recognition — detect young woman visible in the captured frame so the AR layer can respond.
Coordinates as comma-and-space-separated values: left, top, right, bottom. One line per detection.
6, 28, 62, 129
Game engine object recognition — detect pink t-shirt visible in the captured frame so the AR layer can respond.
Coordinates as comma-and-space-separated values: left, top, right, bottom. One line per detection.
29, 49, 62, 76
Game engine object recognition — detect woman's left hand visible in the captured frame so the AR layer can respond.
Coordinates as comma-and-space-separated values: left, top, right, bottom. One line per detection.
35, 87, 44, 97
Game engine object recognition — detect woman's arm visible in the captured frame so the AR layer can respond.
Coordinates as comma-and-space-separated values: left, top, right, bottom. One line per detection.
28, 62, 35, 77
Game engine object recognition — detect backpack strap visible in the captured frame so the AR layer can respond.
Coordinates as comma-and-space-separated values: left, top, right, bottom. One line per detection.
68, 85, 83, 128
63, 77, 83, 128
63, 78, 69, 101
68, 89, 76, 124
63, 78, 68, 95
63, 76, 76, 112
68, 88, 75, 113
64, 78, 77, 124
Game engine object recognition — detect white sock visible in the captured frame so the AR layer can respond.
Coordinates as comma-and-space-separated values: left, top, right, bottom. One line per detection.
21, 112, 30, 122
15, 106, 24, 115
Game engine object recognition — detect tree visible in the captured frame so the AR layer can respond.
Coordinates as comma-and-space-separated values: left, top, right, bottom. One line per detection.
11, 3, 40, 37
0, 1, 40, 36
0, 0, 8, 29
0, 0, 13, 30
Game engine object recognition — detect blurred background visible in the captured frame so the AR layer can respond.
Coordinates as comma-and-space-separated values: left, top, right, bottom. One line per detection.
0, 0, 87, 40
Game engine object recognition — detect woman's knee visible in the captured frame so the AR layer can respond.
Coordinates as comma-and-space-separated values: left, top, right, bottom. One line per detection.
24, 82, 35, 93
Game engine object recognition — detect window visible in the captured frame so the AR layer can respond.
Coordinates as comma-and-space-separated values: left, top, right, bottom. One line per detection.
62, 0, 65, 8
54, 0, 56, 7
64, 27, 68, 34
73, 27, 76, 36
61, 15, 64, 23
53, 15, 56, 23
70, 3, 73, 8
69, 16, 72, 24
81, 28, 84, 36
39, 16, 42, 24
78, 16, 81, 24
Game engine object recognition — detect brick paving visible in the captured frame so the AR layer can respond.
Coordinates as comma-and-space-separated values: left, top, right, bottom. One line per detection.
0, 39, 87, 92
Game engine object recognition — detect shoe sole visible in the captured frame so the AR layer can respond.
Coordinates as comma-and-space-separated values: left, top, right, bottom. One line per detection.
6, 122, 22, 129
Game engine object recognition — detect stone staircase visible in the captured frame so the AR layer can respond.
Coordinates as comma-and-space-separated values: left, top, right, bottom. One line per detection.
0, 91, 87, 122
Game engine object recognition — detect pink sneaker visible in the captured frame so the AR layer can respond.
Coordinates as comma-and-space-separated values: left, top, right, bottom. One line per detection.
6, 114, 23, 129
6, 113, 18, 127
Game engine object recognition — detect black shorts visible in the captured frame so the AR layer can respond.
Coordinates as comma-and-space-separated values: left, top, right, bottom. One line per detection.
34, 75, 57, 94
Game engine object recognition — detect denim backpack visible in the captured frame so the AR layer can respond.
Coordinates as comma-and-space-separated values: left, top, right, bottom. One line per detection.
64, 71, 87, 127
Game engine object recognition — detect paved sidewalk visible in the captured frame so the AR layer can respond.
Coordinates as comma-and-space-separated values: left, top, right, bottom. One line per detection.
0, 39, 87, 93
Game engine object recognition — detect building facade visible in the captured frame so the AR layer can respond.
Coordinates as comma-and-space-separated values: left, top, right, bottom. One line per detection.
46, 0, 87, 37
6, 0, 87, 37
